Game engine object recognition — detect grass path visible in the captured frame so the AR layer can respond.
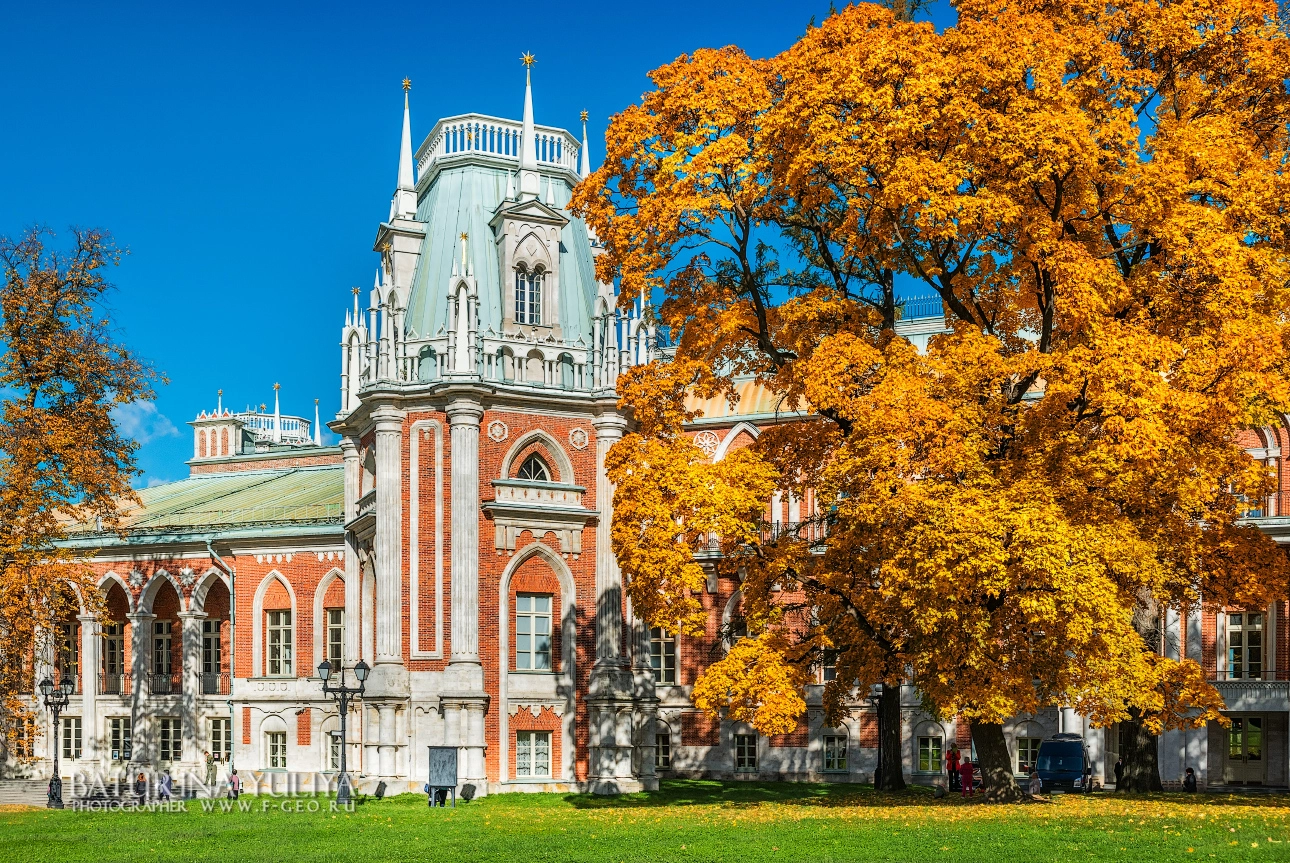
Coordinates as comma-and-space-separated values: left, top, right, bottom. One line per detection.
1, 780, 1288, 862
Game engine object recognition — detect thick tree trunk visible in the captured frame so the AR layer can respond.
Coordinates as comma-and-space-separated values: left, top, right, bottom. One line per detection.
876, 683, 906, 791
971, 722, 1024, 802
1120, 600, 1165, 792
1119, 707, 1164, 792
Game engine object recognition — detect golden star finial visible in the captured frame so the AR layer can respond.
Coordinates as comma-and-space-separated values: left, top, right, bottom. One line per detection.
402, 77, 411, 92
273, 382, 280, 391
460, 232, 469, 241
352, 286, 360, 295
580, 110, 589, 124
521, 52, 536, 69
260, 403, 266, 412
217, 389, 222, 397
381, 241, 392, 253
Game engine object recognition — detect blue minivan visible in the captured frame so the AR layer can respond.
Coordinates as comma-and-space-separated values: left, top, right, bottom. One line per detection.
1035, 733, 1092, 792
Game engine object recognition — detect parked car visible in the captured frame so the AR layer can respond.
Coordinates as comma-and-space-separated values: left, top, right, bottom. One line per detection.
1035, 733, 1092, 792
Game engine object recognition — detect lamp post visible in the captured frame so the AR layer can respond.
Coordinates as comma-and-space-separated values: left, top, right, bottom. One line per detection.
39, 675, 76, 809
317, 658, 368, 805
864, 685, 883, 791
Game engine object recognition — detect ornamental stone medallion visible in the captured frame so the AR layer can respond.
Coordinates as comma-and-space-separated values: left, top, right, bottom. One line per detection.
694, 430, 720, 457
568, 427, 588, 451
488, 420, 509, 443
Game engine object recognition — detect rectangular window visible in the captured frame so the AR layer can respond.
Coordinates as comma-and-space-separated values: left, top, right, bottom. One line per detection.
58, 622, 79, 683
267, 610, 293, 676
202, 620, 222, 674
515, 595, 552, 671
735, 734, 758, 772
153, 620, 173, 675
918, 736, 943, 773
650, 628, 677, 684
515, 730, 552, 778
61, 717, 82, 760
109, 717, 132, 761
11, 716, 35, 758
823, 734, 848, 772
267, 731, 287, 769
655, 731, 672, 770
1016, 737, 1042, 774
210, 719, 231, 762
1229, 613, 1264, 680
327, 609, 345, 665
821, 650, 838, 683
103, 623, 125, 675
328, 731, 341, 770
159, 717, 182, 761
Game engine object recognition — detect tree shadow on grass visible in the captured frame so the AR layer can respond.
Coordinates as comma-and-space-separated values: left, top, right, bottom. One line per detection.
562, 780, 1290, 812
563, 779, 940, 810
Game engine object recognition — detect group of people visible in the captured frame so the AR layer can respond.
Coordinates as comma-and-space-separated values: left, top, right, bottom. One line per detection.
127, 751, 243, 804
945, 744, 1043, 799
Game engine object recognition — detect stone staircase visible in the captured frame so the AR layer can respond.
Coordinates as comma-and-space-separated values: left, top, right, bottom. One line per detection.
0, 780, 48, 807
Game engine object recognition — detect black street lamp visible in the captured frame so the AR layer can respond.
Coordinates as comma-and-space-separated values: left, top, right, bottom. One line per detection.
317, 658, 368, 805
39, 675, 76, 809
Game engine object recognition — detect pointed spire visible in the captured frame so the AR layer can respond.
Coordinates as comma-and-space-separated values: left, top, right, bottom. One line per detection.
506, 171, 516, 200
353, 286, 361, 323
217, 389, 223, 415
272, 383, 282, 443
393, 79, 417, 219
579, 110, 591, 178
313, 399, 322, 446
519, 54, 540, 199
544, 176, 555, 207
460, 232, 469, 276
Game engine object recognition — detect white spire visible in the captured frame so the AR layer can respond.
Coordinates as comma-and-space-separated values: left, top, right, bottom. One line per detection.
506, 171, 516, 200
579, 111, 591, 178
519, 54, 540, 199
217, 388, 223, 415
393, 79, 417, 219
544, 176, 555, 207
313, 399, 322, 446
272, 383, 282, 444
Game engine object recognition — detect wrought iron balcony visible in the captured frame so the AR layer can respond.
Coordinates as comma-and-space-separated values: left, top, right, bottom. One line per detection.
98, 673, 130, 695
149, 672, 182, 695
199, 672, 230, 695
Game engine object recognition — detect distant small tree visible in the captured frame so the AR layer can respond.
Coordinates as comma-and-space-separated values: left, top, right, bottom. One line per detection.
0, 227, 158, 752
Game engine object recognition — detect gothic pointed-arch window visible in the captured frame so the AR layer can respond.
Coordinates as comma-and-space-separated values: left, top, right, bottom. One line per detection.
517, 453, 552, 483
515, 266, 543, 326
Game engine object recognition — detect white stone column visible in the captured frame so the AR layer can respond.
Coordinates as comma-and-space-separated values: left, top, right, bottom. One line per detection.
127, 612, 155, 764
179, 611, 205, 765
78, 614, 100, 763
592, 415, 627, 672
466, 701, 487, 786
341, 437, 362, 667
378, 704, 397, 778
373, 407, 405, 664
447, 398, 483, 670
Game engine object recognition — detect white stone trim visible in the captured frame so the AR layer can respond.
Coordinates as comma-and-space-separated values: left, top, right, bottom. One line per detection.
311, 568, 346, 671
499, 429, 575, 484
712, 421, 761, 462
138, 568, 187, 614
252, 571, 298, 679
190, 568, 231, 614
497, 541, 577, 784
97, 570, 135, 613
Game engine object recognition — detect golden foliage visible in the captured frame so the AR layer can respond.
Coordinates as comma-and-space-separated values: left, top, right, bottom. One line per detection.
574, 0, 1290, 736
0, 227, 157, 744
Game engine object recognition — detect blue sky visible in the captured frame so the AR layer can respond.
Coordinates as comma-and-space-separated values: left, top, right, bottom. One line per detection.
1, 0, 952, 486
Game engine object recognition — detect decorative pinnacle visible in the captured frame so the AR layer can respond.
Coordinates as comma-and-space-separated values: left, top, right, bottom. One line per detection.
521, 52, 536, 68
217, 388, 223, 396
315, 398, 320, 405
260, 404, 266, 412
460, 232, 469, 241
273, 383, 280, 391
352, 286, 360, 295
580, 110, 589, 123
381, 241, 392, 253
402, 77, 411, 92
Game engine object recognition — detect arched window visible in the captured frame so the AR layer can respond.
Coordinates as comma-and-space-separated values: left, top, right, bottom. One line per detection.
517, 454, 552, 483
515, 267, 543, 326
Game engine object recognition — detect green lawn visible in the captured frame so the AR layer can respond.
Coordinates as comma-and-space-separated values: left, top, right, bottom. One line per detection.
2, 780, 1289, 862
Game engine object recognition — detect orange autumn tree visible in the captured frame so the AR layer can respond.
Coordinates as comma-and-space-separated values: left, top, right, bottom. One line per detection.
574, 0, 1290, 800
0, 228, 158, 753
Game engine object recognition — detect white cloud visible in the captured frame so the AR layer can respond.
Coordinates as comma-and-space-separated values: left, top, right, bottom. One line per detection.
145, 476, 173, 488
111, 401, 179, 445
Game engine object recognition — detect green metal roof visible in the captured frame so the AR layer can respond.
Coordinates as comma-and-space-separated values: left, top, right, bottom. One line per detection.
404, 164, 600, 344
67, 464, 343, 537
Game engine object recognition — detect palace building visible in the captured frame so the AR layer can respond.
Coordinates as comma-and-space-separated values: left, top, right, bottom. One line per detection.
8, 69, 1290, 795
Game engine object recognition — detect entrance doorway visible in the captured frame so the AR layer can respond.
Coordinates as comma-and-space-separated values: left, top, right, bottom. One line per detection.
1224, 715, 1265, 785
